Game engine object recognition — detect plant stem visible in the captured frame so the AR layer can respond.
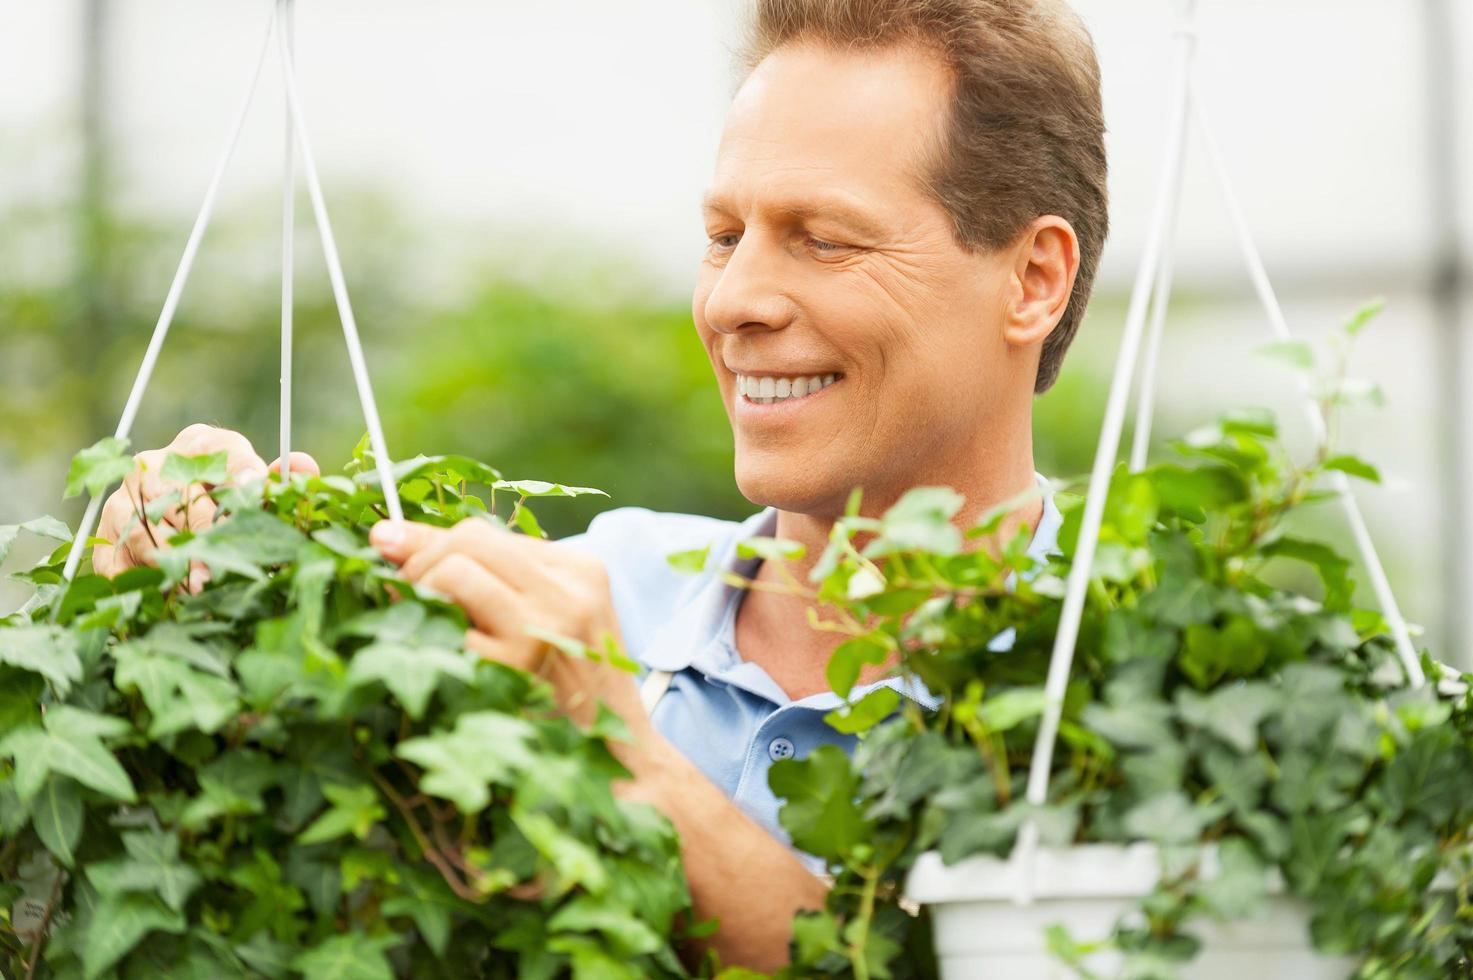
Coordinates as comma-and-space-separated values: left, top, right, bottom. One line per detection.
847, 865, 879, 980
22, 869, 64, 980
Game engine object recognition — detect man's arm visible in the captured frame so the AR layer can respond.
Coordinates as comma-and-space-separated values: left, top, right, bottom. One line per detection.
367, 518, 829, 969
616, 731, 829, 972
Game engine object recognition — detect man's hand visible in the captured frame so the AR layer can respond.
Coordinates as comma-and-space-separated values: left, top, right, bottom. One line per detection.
368, 517, 650, 738
93, 423, 320, 582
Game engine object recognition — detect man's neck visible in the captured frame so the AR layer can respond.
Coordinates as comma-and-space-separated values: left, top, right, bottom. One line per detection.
734, 438, 1045, 701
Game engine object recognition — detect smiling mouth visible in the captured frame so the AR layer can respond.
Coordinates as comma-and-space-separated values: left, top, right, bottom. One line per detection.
735, 372, 840, 405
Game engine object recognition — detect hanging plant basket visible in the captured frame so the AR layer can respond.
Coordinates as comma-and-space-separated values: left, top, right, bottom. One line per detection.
906, 844, 1362, 979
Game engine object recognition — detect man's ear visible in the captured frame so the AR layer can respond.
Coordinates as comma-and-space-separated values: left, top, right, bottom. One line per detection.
1001, 215, 1080, 348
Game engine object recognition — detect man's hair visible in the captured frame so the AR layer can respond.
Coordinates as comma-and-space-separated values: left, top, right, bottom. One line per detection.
739, 0, 1108, 394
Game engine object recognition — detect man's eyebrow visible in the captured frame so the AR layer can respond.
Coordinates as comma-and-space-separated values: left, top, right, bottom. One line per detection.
701, 194, 889, 240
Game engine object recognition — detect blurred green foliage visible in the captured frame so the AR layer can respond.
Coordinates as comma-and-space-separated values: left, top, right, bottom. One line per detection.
3, 194, 1439, 658
0, 193, 1119, 547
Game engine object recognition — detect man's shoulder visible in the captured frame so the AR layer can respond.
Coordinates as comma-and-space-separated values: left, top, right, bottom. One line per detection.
558, 505, 767, 657
561, 505, 761, 569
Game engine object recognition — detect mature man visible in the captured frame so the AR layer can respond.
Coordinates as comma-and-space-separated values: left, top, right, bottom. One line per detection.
94, 0, 1107, 968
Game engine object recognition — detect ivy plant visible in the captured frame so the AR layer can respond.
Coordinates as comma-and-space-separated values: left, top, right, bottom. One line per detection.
744, 303, 1473, 979
0, 438, 696, 979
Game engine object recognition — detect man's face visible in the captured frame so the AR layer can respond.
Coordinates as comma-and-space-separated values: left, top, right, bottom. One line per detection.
693, 41, 1030, 517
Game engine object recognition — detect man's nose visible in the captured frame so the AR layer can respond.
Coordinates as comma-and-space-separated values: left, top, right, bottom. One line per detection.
701, 234, 796, 335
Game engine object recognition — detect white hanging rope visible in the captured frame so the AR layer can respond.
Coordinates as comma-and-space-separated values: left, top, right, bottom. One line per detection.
58, 7, 278, 587
1192, 96, 1425, 687
279, 0, 296, 477
274, 15, 403, 521
1128, 107, 1188, 474
1011, 0, 1200, 901
1010, 0, 1428, 904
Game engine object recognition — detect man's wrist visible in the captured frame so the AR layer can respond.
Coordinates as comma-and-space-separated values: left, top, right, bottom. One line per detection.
610, 722, 684, 810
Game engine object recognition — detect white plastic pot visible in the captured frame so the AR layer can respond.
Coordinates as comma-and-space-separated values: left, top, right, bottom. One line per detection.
904, 843, 1357, 979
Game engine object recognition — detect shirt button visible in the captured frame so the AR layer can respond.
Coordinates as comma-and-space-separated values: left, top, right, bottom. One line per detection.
767, 736, 796, 761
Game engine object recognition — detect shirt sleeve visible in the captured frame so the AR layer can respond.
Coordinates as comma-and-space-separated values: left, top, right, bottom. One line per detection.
557, 506, 746, 668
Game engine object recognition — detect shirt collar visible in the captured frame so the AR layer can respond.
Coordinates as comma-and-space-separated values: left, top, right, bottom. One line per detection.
640, 473, 1064, 708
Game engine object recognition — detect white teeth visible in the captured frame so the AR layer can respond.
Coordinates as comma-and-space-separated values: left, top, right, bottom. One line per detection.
734, 372, 840, 404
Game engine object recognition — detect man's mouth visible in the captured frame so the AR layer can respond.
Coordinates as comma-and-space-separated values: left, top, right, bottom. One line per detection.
735, 372, 840, 406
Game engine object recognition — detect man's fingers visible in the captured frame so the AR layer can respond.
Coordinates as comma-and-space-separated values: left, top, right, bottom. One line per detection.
417, 554, 523, 639
268, 452, 321, 478
168, 423, 267, 484
369, 520, 447, 565
375, 517, 555, 593
464, 629, 541, 674
119, 505, 177, 570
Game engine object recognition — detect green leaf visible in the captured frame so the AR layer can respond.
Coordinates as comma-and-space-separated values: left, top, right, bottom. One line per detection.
665, 545, 710, 574
1342, 297, 1384, 337
87, 830, 202, 913
863, 487, 964, 557
160, 450, 230, 486
297, 783, 387, 845
65, 436, 134, 499
547, 894, 664, 957
1198, 838, 1269, 919
0, 516, 71, 565
31, 777, 83, 868
514, 807, 610, 893
113, 642, 240, 737
790, 910, 845, 964
770, 745, 870, 861
289, 933, 398, 980
345, 633, 475, 719
825, 687, 900, 735
1255, 340, 1315, 372
1377, 726, 1473, 825
1148, 465, 1248, 517
1175, 682, 1279, 754
1259, 538, 1353, 611
511, 500, 547, 538
0, 623, 82, 695
1121, 790, 1219, 844
0, 705, 136, 803
736, 536, 806, 562
1321, 454, 1381, 483
157, 508, 305, 583
380, 867, 459, 958
1083, 698, 1174, 750
1178, 615, 1266, 689
83, 892, 187, 979
939, 802, 1078, 862
825, 634, 892, 699
491, 478, 608, 498
977, 687, 1048, 733
396, 711, 538, 813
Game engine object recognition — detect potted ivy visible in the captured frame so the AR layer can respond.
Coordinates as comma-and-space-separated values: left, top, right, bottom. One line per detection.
755, 313, 1473, 978
0, 441, 695, 979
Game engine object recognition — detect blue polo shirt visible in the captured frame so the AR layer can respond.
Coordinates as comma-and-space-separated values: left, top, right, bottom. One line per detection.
557, 475, 1063, 870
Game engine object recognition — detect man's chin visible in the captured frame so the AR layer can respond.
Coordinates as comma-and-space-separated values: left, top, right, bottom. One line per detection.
733, 459, 853, 518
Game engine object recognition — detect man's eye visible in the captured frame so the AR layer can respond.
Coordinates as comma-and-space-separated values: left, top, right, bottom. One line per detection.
709, 233, 741, 251
807, 236, 848, 254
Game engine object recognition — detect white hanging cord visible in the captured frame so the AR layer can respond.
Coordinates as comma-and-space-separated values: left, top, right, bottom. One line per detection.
1010, 0, 1199, 902
278, 0, 295, 477
274, 15, 403, 521
1128, 101, 1189, 474
58, 8, 278, 587
1193, 97, 1425, 688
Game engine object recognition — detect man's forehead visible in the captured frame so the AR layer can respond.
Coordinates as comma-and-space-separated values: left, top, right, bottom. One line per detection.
711, 43, 950, 208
